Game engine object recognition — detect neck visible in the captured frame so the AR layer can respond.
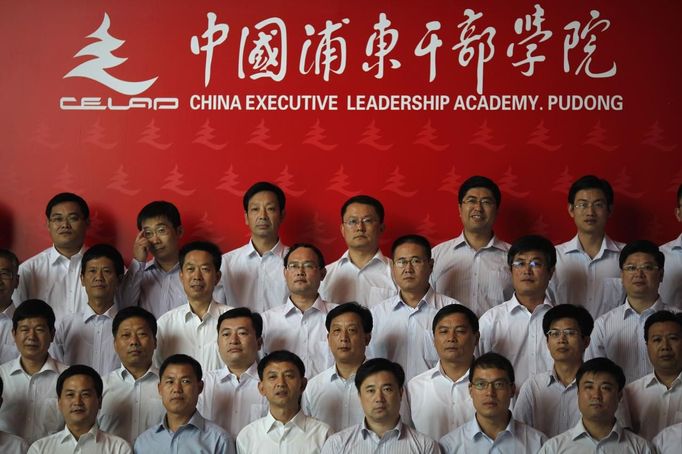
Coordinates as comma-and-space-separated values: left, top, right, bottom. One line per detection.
270, 404, 299, 424
228, 361, 254, 381
464, 230, 493, 251
627, 295, 657, 313
289, 294, 317, 312
20, 355, 48, 375
399, 287, 429, 308
577, 232, 604, 259
125, 362, 152, 381
155, 256, 178, 273
335, 358, 364, 380
55, 244, 82, 259
655, 368, 682, 389
0, 299, 11, 312
554, 362, 581, 386
441, 358, 471, 382
366, 416, 400, 438
188, 299, 211, 319
252, 237, 277, 256
516, 293, 545, 312
476, 411, 511, 440
582, 417, 615, 440
88, 298, 114, 315
348, 248, 377, 269
166, 411, 193, 432
67, 422, 94, 440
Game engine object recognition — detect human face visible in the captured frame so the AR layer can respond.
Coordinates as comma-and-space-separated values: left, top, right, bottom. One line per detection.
434, 313, 479, 366
218, 316, 261, 370
458, 188, 498, 236
81, 256, 120, 305
577, 372, 621, 425
546, 318, 589, 364
341, 203, 384, 252
511, 250, 553, 300
258, 361, 307, 411
13, 317, 53, 362
47, 201, 89, 252
179, 250, 221, 304
245, 191, 284, 241
327, 312, 370, 365
568, 189, 611, 235
0, 257, 19, 306
391, 242, 433, 296
469, 367, 515, 420
141, 216, 182, 262
158, 363, 203, 418
359, 371, 402, 427
59, 374, 101, 431
621, 252, 663, 302
646, 321, 682, 376
284, 247, 326, 298
113, 316, 156, 372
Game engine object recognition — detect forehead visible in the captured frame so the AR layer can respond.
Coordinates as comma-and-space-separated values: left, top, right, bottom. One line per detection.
62, 374, 97, 391
117, 316, 152, 332
462, 187, 495, 200
344, 203, 378, 219
0, 257, 16, 271
436, 312, 472, 330
330, 311, 364, 328
16, 317, 50, 329
183, 250, 215, 267
219, 316, 254, 332
623, 252, 656, 264
472, 366, 509, 382
141, 216, 172, 228
648, 320, 682, 336
394, 242, 427, 258
264, 360, 301, 376
513, 249, 545, 261
162, 363, 197, 379
247, 191, 279, 208
84, 256, 115, 268
574, 188, 607, 202
579, 371, 617, 387
361, 370, 398, 388
49, 201, 84, 217
288, 247, 317, 262
549, 317, 580, 330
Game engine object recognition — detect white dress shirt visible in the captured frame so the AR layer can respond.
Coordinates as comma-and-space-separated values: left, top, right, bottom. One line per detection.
99, 365, 165, 443
652, 421, 682, 454
319, 250, 397, 308
236, 410, 331, 454
321, 419, 440, 454
0, 356, 68, 442
439, 416, 546, 454
661, 234, 682, 310
586, 298, 673, 383
214, 240, 289, 313
0, 304, 18, 364
548, 235, 625, 318
154, 301, 230, 373
53, 303, 119, 375
623, 371, 682, 440
28, 424, 131, 454
14, 246, 88, 321
261, 297, 336, 378
120, 259, 186, 318
370, 288, 459, 381
0, 431, 29, 454
197, 362, 268, 439
478, 294, 554, 387
431, 233, 512, 317
538, 419, 652, 454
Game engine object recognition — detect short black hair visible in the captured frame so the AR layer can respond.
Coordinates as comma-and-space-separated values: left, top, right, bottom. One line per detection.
568, 175, 614, 207
81, 244, 125, 277
137, 201, 182, 230
0, 249, 19, 273
432, 304, 479, 334
644, 310, 682, 342
341, 195, 385, 223
284, 243, 326, 268
217, 307, 263, 338
355, 358, 405, 391
469, 352, 515, 385
112, 306, 157, 337
542, 304, 594, 337
56, 364, 103, 399
258, 350, 305, 380
458, 176, 501, 207
243, 182, 286, 212
619, 240, 665, 270
391, 234, 432, 261
160, 354, 203, 382
508, 235, 557, 270
13, 299, 56, 333
576, 357, 625, 391
325, 302, 373, 333
46, 192, 90, 220
179, 241, 222, 271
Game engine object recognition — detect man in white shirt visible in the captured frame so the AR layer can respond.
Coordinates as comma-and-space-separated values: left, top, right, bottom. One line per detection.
0, 299, 67, 442
548, 175, 625, 318
319, 195, 396, 307
237, 350, 331, 453
587, 240, 673, 383
0, 376, 29, 454
99, 306, 165, 443
155, 241, 231, 373
120, 201, 185, 318
214, 182, 289, 312
261, 243, 336, 378
539, 358, 652, 453
371, 234, 459, 381
440, 352, 546, 453
0, 249, 19, 363
53, 244, 124, 375
660, 184, 682, 309
28, 365, 131, 453
431, 175, 513, 316
407, 304, 478, 440
478, 235, 555, 387
624, 310, 682, 440
198, 307, 268, 439
322, 358, 439, 454
14, 192, 90, 321
653, 421, 682, 454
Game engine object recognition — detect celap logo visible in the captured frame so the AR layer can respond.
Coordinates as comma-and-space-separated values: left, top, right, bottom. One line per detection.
60, 13, 178, 110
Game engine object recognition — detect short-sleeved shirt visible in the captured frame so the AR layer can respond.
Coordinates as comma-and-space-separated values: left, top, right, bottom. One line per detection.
321, 419, 440, 454
439, 416, 546, 454
236, 410, 331, 454
119, 259, 185, 318
28, 425, 131, 454
623, 371, 682, 440
538, 419, 652, 453
660, 234, 682, 310
653, 422, 682, 454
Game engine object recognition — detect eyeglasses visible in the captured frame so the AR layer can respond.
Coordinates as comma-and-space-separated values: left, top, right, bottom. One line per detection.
573, 201, 607, 210
0, 270, 14, 280
471, 379, 510, 391
546, 328, 580, 338
49, 214, 83, 225
622, 264, 660, 273
286, 261, 319, 271
142, 226, 171, 239
343, 217, 378, 228
511, 260, 544, 269
461, 197, 495, 208
394, 257, 428, 268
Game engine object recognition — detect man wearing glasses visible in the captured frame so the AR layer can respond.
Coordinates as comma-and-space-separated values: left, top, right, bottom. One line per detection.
260, 243, 336, 378
319, 195, 396, 308
587, 240, 674, 383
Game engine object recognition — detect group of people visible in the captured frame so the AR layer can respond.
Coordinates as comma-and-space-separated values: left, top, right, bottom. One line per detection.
0, 175, 680, 453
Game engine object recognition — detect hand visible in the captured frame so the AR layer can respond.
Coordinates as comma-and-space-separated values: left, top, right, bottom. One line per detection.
133, 230, 150, 262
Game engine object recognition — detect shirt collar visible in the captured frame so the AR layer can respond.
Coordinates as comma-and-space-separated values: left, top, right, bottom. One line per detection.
119, 364, 159, 382
58, 424, 99, 445
453, 232, 509, 252
246, 239, 286, 258
11, 355, 62, 376
49, 245, 86, 264
361, 418, 403, 439
284, 296, 329, 316
508, 293, 553, 314
566, 235, 621, 256
671, 234, 682, 250
548, 368, 577, 388
0, 303, 15, 319
435, 361, 470, 384
264, 409, 307, 433
571, 418, 623, 442
160, 410, 205, 433
339, 249, 389, 267
221, 361, 259, 382
183, 300, 221, 321
467, 414, 515, 440
82, 303, 117, 322
144, 259, 179, 273
647, 370, 682, 389
622, 297, 664, 319
394, 287, 435, 311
